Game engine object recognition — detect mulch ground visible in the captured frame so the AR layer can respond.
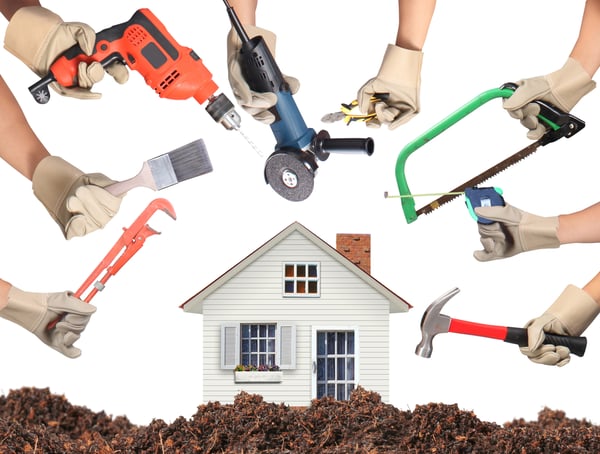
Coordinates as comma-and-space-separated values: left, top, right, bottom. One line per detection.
0, 386, 598, 453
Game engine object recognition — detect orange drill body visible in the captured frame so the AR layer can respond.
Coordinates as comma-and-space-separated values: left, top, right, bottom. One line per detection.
33, 8, 218, 105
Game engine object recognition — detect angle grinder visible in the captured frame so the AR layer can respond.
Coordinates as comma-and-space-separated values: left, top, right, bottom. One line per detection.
224, 0, 374, 201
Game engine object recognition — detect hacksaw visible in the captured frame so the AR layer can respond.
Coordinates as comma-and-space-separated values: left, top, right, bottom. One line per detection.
395, 83, 585, 224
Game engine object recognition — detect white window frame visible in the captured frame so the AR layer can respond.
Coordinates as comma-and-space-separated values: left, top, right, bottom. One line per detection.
282, 262, 320, 297
240, 323, 277, 368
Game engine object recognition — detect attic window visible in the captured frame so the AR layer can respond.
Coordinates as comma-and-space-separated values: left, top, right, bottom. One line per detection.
283, 263, 320, 297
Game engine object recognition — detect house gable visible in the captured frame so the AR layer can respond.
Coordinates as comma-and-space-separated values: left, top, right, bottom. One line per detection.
181, 221, 410, 314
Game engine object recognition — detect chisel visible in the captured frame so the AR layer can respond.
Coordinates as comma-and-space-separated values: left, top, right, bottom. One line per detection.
105, 139, 212, 196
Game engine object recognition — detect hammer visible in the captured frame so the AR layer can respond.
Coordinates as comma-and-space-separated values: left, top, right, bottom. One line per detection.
415, 287, 587, 358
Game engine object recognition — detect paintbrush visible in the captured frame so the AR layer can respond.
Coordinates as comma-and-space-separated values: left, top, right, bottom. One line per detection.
105, 139, 212, 196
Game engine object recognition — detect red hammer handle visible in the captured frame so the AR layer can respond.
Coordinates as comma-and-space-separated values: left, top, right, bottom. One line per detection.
449, 318, 587, 357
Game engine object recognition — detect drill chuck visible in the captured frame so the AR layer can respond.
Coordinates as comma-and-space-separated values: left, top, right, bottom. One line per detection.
205, 93, 242, 130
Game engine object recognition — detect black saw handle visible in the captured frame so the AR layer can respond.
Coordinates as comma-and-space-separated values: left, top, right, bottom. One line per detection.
500, 82, 585, 144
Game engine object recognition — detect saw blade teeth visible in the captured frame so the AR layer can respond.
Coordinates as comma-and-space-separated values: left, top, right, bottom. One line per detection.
413, 141, 542, 220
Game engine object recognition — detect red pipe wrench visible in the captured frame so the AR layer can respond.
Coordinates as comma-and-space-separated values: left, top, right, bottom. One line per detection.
47, 198, 176, 330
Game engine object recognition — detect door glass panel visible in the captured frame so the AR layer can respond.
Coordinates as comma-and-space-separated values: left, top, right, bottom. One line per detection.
337, 332, 346, 354
337, 357, 345, 380
317, 332, 325, 355
347, 357, 355, 380
317, 358, 325, 380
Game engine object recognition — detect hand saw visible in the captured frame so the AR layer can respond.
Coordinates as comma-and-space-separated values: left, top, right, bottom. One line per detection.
395, 82, 585, 224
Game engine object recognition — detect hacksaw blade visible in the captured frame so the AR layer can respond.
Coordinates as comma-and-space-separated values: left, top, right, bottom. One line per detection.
416, 139, 542, 217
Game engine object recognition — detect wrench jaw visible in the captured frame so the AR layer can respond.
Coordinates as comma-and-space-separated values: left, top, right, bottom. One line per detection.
415, 287, 460, 358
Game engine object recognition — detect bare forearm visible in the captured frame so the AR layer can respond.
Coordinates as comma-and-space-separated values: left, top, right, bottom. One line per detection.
227, 0, 257, 26
396, 0, 436, 50
0, 280, 11, 310
582, 272, 600, 304
0, 76, 49, 180
558, 201, 600, 244
570, 0, 600, 77
0, 0, 40, 20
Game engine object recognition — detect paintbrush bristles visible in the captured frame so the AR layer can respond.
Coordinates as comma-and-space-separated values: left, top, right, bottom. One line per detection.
149, 139, 213, 190
168, 139, 213, 182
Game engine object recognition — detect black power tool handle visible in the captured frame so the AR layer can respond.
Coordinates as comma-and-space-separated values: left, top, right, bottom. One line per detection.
505, 326, 587, 357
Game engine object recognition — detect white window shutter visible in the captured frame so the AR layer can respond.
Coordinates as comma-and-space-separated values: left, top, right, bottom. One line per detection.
278, 324, 296, 369
221, 324, 239, 369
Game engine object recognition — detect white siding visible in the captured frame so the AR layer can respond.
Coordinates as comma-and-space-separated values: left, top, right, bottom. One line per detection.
202, 231, 392, 405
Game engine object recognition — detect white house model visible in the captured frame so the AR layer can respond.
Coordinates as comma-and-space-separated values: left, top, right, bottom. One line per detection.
181, 221, 411, 406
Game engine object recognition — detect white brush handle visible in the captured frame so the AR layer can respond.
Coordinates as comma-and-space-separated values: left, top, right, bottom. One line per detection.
105, 162, 157, 196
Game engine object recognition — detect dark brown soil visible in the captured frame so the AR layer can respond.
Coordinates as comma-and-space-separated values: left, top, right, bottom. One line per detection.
0, 386, 598, 453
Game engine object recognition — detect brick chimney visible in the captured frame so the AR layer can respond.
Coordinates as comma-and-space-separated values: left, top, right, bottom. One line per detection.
336, 233, 371, 274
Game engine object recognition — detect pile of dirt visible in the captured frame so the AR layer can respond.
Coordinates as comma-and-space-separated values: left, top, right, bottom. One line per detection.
0, 386, 599, 453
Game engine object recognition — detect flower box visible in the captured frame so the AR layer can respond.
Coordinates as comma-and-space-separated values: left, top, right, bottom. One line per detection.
234, 371, 283, 383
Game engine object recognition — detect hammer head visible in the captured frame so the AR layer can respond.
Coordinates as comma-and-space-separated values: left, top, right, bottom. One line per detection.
415, 287, 460, 358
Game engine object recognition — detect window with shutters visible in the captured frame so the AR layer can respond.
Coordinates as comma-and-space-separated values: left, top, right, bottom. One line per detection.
283, 263, 320, 297
221, 323, 296, 371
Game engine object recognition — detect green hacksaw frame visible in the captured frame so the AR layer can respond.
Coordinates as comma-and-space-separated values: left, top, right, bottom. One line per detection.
395, 85, 564, 224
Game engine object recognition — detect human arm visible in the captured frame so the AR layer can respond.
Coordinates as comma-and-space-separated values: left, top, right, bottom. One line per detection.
225, 0, 299, 124
1, 0, 128, 99
0, 0, 39, 21
0, 278, 96, 358
356, 0, 436, 130
473, 201, 600, 262
519, 275, 600, 367
0, 74, 48, 179
0, 74, 122, 238
504, 0, 600, 139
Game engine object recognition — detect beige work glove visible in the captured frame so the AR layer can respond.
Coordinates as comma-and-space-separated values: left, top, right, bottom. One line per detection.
0, 286, 96, 358
357, 44, 423, 130
4, 6, 129, 99
227, 25, 300, 124
473, 204, 559, 262
520, 284, 600, 367
32, 156, 123, 239
504, 58, 595, 140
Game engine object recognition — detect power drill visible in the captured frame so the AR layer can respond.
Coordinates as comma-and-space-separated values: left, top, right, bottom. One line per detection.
224, 0, 374, 202
28, 8, 242, 132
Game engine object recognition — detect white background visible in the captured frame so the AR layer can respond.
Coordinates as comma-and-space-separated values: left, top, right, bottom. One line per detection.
1, 0, 598, 426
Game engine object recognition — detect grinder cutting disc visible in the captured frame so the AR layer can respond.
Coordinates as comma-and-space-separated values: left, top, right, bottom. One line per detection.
264, 149, 317, 202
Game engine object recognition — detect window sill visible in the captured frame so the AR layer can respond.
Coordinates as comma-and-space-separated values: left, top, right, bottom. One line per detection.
234, 371, 283, 383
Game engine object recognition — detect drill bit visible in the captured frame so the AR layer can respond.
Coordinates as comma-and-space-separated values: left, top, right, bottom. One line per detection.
235, 126, 263, 157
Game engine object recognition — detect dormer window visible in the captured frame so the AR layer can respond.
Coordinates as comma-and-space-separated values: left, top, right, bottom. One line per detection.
283, 263, 320, 296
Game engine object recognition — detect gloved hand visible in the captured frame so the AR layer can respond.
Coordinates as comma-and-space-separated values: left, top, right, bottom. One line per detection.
0, 286, 96, 358
520, 284, 600, 366
504, 58, 595, 140
473, 203, 559, 262
4, 6, 129, 99
357, 44, 423, 130
227, 25, 300, 124
32, 156, 123, 239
